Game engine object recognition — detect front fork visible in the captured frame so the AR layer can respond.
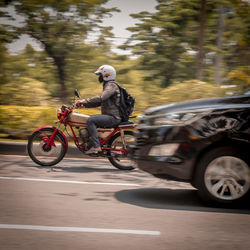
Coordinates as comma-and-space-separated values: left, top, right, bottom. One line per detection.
44, 123, 62, 149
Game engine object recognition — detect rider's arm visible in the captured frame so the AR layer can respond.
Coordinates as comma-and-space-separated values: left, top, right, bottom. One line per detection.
80, 82, 118, 108
81, 96, 102, 108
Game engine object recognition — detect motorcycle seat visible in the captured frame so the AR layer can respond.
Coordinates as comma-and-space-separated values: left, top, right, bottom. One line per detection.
118, 121, 134, 126
115, 121, 134, 128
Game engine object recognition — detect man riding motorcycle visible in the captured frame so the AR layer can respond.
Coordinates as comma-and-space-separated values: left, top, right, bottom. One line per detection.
74, 65, 121, 155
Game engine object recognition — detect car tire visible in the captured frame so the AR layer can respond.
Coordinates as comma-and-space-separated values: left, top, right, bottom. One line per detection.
194, 146, 250, 205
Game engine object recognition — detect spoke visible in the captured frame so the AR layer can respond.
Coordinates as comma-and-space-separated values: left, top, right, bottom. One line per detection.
219, 184, 227, 196
228, 183, 239, 199
230, 179, 244, 193
32, 133, 62, 161
211, 179, 225, 195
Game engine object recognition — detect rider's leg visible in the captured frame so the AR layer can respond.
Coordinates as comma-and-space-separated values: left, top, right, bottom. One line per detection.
86, 114, 120, 153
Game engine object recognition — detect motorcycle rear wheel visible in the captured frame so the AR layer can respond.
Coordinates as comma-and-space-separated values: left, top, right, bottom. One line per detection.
28, 128, 67, 166
107, 131, 136, 170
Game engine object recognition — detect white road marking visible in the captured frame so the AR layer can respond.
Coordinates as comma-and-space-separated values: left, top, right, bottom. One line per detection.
0, 176, 140, 186
0, 224, 160, 235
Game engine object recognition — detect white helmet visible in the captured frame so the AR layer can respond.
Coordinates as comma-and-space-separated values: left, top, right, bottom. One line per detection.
95, 65, 116, 81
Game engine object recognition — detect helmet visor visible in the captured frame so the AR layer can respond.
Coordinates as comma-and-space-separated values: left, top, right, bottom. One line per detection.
95, 70, 101, 75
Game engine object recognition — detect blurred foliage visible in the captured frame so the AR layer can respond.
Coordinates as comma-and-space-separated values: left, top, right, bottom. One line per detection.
228, 66, 250, 92
0, 0, 249, 139
0, 105, 139, 139
129, 79, 227, 109
0, 105, 99, 138
0, 0, 119, 102
0, 77, 51, 106
157, 80, 226, 104
0, 105, 56, 136
121, 0, 250, 88
120, 0, 204, 86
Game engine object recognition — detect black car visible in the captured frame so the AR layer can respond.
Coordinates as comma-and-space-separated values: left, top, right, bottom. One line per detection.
132, 93, 250, 204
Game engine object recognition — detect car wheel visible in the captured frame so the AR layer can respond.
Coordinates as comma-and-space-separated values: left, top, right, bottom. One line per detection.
194, 146, 250, 204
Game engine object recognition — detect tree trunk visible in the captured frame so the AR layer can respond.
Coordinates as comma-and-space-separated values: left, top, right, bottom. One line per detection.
196, 0, 207, 81
43, 44, 70, 103
215, 5, 225, 85
57, 62, 69, 104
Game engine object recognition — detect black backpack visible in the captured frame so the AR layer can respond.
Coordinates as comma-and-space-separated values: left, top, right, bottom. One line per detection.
115, 83, 135, 122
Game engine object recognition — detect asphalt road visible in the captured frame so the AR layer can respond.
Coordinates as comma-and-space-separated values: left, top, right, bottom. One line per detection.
0, 154, 249, 250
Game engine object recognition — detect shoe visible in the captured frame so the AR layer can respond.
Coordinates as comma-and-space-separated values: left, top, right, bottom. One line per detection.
85, 147, 101, 155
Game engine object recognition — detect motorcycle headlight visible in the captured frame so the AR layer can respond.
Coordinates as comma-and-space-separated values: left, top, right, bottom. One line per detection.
153, 112, 198, 126
57, 108, 62, 119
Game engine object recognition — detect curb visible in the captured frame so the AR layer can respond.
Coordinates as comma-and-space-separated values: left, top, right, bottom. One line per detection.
0, 141, 84, 158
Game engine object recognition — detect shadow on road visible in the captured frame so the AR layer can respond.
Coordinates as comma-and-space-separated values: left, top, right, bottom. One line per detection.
115, 188, 250, 215
18, 159, 120, 173
46, 165, 120, 173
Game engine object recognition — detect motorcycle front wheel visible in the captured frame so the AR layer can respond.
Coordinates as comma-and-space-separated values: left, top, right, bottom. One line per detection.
28, 128, 67, 166
107, 131, 136, 170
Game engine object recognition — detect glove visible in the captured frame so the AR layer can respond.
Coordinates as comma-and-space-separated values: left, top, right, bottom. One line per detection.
74, 100, 85, 108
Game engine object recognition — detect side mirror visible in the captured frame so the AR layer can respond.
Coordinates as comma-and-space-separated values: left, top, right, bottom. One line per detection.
74, 89, 81, 99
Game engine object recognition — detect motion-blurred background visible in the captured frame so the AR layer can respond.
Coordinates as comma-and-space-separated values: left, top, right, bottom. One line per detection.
0, 0, 249, 139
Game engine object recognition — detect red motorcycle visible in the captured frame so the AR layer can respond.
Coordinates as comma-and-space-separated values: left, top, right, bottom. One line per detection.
27, 90, 136, 170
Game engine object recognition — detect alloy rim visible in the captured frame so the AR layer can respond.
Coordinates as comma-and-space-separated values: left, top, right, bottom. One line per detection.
204, 156, 250, 201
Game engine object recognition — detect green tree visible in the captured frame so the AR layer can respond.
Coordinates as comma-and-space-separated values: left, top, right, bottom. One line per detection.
0, 19, 19, 85
0, 38, 11, 85
121, 0, 201, 88
64, 26, 117, 96
196, 0, 207, 81
202, 0, 250, 88
0, 0, 119, 103
122, 0, 249, 90
214, 4, 225, 85
0, 44, 58, 95
224, 0, 250, 90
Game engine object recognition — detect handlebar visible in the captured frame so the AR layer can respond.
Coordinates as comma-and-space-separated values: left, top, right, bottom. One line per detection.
58, 90, 83, 113
61, 105, 74, 111
61, 103, 82, 111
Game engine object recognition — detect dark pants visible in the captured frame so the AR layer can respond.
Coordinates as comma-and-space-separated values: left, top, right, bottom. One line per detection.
87, 114, 121, 148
